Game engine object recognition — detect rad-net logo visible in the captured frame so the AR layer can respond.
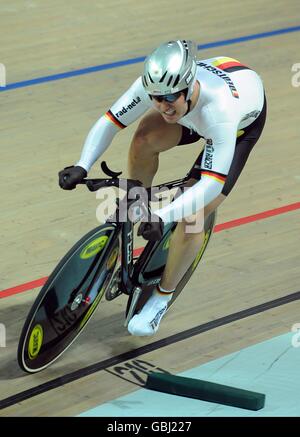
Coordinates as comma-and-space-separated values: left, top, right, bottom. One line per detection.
115, 97, 141, 118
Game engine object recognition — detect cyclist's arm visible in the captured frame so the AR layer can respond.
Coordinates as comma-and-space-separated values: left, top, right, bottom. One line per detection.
155, 123, 237, 223
76, 77, 151, 172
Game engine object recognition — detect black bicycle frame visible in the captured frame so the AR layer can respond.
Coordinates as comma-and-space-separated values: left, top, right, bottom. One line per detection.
120, 219, 134, 294
110, 175, 189, 297
82, 160, 190, 297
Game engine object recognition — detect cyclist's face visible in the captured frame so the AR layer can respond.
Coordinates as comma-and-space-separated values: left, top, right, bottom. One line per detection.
151, 93, 187, 123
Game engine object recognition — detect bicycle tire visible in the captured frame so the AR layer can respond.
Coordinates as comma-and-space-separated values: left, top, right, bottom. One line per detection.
17, 223, 120, 373
170, 210, 216, 307
128, 211, 216, 315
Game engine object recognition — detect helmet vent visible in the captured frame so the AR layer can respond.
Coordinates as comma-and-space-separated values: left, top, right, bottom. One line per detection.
182, 40, 189, 63
159, 71, 167, 83
148, 73, 154, 83
173, 74, 180, 87
142, 75, 148, 87
167, 75, 173, 87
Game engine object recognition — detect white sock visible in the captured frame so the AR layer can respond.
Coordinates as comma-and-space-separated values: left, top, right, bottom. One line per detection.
154, 284, 175, 303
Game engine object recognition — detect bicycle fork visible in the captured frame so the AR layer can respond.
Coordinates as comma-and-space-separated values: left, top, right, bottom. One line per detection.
118, 196, 151, 328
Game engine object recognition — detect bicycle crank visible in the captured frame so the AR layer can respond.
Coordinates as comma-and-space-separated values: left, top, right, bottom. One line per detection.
124, 286, 142, 327
105, 267, 122, 301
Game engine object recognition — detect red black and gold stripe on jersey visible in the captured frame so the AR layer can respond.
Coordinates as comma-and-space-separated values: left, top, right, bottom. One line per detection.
212, 57, 251, 74
202, 170, 227, 185
211, 57, 251, 99
104, 110, 126, 129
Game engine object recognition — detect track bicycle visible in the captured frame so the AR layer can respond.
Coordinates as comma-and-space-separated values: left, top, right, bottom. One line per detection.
18, 161, 216, 373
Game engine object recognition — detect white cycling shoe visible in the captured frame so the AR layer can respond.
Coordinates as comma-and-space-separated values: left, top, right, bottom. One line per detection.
128, 291, 172, 336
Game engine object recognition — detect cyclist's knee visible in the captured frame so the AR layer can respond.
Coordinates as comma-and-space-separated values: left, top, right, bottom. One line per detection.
185, 212, 206, 235
204, 193, 226, 217
176, 215, 205, 238
131, 111, 181, 154
131, 125, 157, 157
180, 194, 224, 229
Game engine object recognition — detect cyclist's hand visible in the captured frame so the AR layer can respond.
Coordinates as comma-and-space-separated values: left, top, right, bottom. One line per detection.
137, 214, 164, 241
58, 165, 87, 190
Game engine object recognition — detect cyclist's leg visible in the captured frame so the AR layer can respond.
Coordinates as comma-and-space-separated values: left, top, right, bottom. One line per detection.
160, 191, 225, 291
127, 190, 224, 336
128, 109, 182, 187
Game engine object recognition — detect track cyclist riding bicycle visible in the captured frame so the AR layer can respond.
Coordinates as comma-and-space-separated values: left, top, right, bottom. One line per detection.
59, 40, 267, 337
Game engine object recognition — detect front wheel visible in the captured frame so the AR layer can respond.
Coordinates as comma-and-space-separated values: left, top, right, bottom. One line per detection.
128, 210, 217, 315
17, 223, 120, 373
170, 210, 216, 307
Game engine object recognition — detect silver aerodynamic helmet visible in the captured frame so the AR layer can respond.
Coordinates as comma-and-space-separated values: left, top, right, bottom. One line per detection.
142, 40, 197, 100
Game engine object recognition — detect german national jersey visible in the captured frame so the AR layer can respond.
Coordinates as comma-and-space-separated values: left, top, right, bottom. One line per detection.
77, 56, 265, 222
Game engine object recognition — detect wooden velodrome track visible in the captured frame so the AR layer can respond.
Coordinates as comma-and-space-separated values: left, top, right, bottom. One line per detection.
0, 0, 299, 416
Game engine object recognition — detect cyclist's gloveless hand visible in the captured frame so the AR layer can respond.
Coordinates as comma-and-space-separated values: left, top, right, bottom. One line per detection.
58, 165, 87, 190
137, 214, 164, 241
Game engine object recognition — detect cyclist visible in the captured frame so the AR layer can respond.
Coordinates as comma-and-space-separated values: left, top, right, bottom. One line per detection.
59, 40, 267, 337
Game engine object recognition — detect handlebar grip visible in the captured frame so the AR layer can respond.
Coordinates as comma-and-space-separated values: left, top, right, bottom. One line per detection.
81, 178, 143, 192
85, 179, 114, 191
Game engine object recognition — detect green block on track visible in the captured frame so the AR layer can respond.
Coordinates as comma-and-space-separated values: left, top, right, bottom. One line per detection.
146, 372, 265, 411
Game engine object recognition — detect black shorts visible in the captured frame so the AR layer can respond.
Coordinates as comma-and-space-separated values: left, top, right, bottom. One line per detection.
178, 94, 267, 196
